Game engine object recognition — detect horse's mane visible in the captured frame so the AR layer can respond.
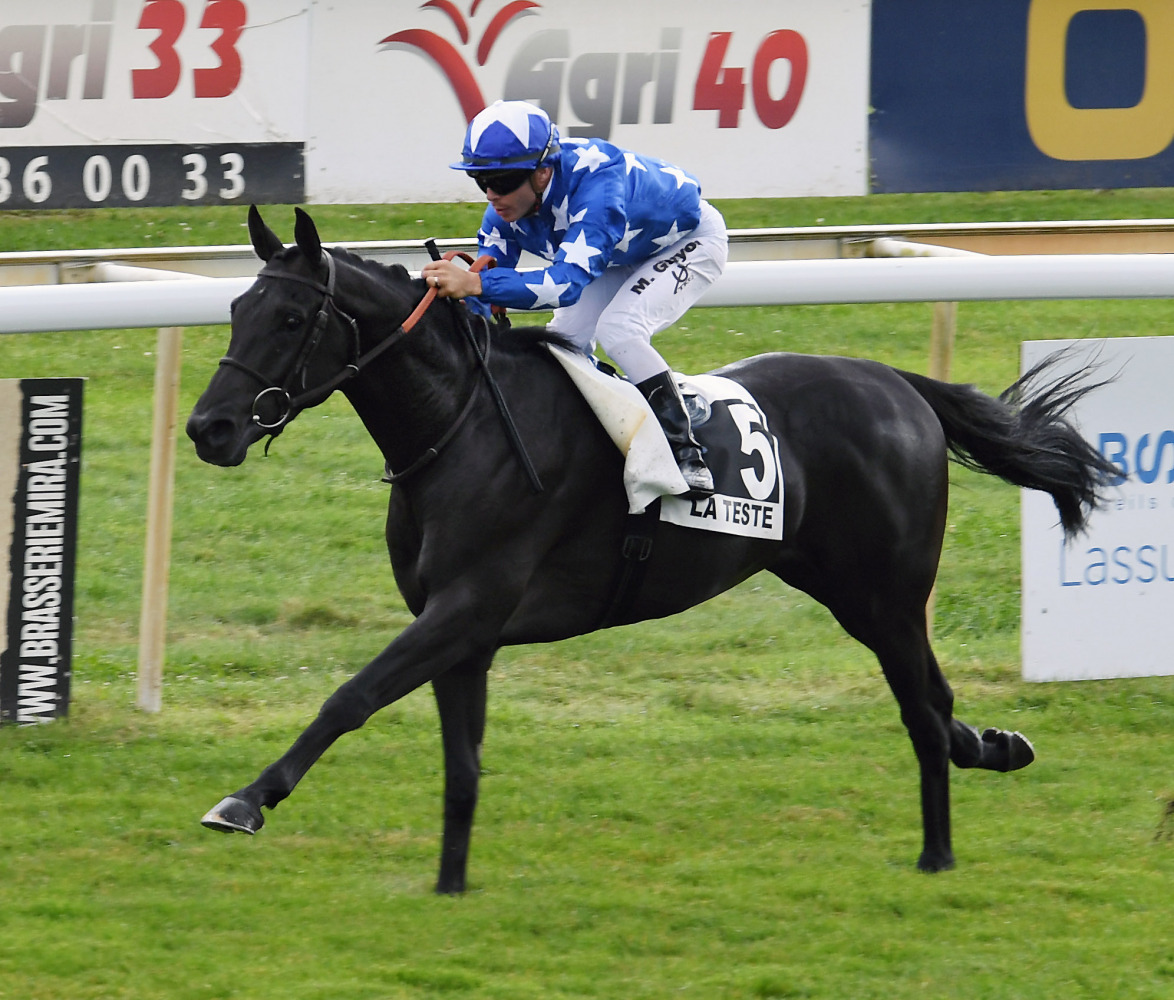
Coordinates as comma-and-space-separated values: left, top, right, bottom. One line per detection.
493, 321, 576, 355
327, 244, 413, 286
327, 245, 576, 356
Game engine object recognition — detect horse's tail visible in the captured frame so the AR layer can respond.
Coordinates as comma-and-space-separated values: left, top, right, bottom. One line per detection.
896, 352, 1118, 538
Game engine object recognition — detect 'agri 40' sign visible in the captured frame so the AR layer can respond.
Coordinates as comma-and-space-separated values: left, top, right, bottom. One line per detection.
308, 1, 869, 203
382, 10, 808, 137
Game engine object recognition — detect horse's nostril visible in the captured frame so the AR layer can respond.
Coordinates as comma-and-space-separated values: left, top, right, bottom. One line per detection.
206, 420, 237, 448
187, 412, 239, 450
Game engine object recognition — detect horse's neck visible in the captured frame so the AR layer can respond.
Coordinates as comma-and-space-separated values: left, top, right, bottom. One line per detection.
343, 287, 472, 474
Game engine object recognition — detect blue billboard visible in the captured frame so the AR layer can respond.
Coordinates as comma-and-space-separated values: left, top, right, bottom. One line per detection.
870, 0, 1174, 192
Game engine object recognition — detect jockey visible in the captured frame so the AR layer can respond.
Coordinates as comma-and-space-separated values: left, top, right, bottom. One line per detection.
421, 99, 728, 498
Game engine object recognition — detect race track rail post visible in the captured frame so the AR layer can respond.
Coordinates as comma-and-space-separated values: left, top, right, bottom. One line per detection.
137, 327, 183, 713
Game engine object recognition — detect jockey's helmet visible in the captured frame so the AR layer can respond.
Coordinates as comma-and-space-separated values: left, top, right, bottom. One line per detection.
451, 100, 560, 172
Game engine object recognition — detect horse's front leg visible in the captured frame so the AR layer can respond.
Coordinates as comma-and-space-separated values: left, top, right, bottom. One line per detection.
200, 597, 504, 837
432, 653, 492, 894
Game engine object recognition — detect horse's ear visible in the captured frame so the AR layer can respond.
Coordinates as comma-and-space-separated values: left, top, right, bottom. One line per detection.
293, 207, 323, 266
248, 204, 284, 262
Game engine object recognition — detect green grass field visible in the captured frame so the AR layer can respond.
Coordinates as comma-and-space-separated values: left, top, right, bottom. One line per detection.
1, 191, 1172, 999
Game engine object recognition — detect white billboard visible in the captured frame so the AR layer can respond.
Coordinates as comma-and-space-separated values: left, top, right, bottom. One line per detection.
1021, 337, 1174, 682
307, 0, 870, 203
1, 1, 870, 207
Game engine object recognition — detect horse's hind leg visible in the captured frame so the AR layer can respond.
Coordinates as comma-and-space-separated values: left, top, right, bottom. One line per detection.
867, 625, 1033, 868
432, 653, 492, 895
823, 600, 1033, 871
931, 661, 1034, 772
868, 620, 958, 873
803, 585, 957, 872
949, 718, 1035, 772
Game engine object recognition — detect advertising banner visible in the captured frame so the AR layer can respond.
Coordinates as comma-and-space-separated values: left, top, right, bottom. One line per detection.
306, 1, 870, 203
0, 0, 871, 207
1021, 338, 1174, 682
871, 0, 1174, 192
0, 0, 306, 208
1, 379, 83, 724
9, 3, 1174, 203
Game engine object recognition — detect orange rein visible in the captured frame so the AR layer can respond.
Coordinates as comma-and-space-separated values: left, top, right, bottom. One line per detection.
402, 251, 497, 333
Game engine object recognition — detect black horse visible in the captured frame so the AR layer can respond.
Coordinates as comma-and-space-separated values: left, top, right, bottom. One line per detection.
187, 206, 1113, 893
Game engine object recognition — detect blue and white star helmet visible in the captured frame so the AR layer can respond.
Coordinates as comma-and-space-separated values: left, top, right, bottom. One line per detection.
451, 100, 561, 171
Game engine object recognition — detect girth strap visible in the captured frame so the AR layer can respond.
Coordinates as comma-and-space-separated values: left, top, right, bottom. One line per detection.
598, 498, 661, 628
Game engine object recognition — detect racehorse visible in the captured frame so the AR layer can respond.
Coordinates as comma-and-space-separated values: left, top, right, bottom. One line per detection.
187, 206, 1114, 893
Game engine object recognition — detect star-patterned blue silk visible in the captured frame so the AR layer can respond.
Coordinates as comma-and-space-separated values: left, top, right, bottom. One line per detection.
475, 138, 702, 310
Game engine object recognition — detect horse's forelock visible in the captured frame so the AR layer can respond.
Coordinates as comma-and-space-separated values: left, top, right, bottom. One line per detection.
254, 243, 313, 276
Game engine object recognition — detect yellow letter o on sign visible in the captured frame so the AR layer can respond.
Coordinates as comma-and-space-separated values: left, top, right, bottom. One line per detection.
1026, 0, 1174, 160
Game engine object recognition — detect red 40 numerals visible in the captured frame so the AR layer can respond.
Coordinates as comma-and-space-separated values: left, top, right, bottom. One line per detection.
694, 30, 808, 129
132, 0, 247, 99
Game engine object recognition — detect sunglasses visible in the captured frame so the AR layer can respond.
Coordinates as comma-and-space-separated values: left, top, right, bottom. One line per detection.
471, 169, 532, 195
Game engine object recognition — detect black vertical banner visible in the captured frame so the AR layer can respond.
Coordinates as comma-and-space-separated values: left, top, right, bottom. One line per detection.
1, 379, 84, 724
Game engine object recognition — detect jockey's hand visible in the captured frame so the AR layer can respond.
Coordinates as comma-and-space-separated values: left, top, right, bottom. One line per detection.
421, 259, 482, 299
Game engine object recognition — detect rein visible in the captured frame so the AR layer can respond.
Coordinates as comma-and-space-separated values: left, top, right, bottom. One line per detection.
221, 247, 543, 493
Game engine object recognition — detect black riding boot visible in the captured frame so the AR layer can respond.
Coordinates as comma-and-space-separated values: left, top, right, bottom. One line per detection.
636, 370, 714, 497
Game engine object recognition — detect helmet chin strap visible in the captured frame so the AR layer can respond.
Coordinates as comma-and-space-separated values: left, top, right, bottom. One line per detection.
523, 166, 553, 218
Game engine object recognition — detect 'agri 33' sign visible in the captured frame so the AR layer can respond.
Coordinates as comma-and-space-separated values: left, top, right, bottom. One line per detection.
308, 1, 870, 203
871, 0, 1174, 192
0, 0, 305, 208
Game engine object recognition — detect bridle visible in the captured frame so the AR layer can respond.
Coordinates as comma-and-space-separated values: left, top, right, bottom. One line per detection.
219, 250, 439, 432
217, 247, 543, 492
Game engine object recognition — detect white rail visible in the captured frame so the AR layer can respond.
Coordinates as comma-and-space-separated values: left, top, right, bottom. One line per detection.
3, 253, 1174, 334
5, 230, 1171, 713
5, 218, 1174, 287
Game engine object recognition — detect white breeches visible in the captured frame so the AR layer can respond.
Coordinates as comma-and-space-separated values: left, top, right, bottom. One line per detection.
547, 200, 728, 384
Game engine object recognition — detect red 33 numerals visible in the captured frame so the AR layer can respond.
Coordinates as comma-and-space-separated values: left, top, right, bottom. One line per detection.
693, 30, 808, 129
132, 0, 247, 99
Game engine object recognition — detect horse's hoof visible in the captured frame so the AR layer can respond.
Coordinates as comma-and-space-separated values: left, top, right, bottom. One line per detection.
917, 850, 956, 873
201, 795, 264, 835
982, 728, 1035, 772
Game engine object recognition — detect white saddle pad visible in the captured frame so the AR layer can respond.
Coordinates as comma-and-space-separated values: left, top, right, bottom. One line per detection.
547, 344, 686, 513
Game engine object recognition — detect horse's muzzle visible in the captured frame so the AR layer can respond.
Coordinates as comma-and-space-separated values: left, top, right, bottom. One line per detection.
186, 406, 262, 467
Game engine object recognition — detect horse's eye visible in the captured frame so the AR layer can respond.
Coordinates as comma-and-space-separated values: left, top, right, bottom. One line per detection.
285, 314, 302, 331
